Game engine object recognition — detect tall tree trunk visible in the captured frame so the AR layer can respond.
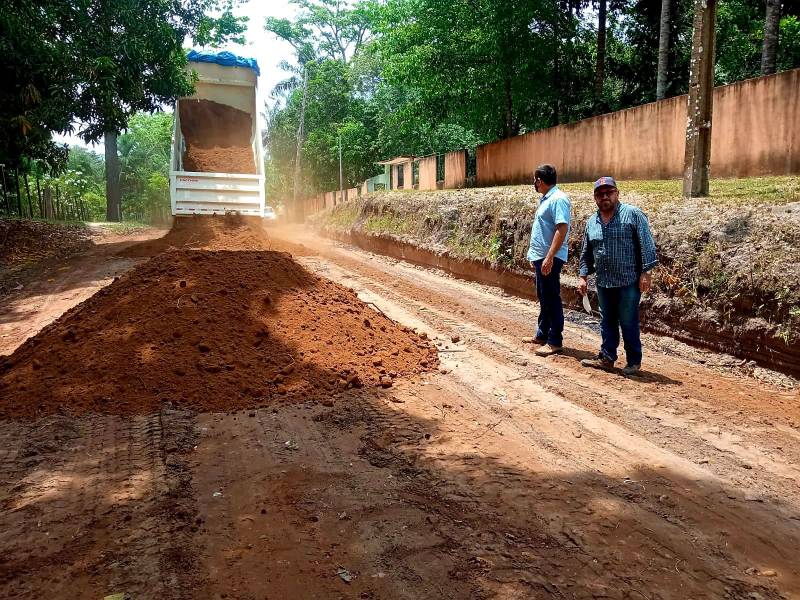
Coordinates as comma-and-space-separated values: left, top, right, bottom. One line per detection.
23, 173, 33, 218
656, 0, 672, 100
35, 176, 43, 217
105, 131, 121, 222
55, 184, 61, 220
553, 28, 561, 125
292, 67, 309, 223
43, 186, 53, 219
1, 167, 9, 214
761, 0, 781, 75
14, 169, 23, 217
683, 0, 717, 197
594, 0, 607, 112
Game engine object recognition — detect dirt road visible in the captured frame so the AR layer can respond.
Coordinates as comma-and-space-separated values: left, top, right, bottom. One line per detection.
1, 217, 798, 599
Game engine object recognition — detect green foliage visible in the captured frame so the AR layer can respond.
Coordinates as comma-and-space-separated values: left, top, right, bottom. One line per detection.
263, 0, 800, 211
779, 15, 800, 70
117, 112, 173, 221
0, 0, 247, 208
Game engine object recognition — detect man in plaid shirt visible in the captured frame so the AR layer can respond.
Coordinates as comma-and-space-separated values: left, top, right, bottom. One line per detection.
578, 177, 658, 375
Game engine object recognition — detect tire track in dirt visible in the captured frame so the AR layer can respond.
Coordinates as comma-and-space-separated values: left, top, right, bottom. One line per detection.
293, 249, 800, 513
0, 409, 201, 598
262, 224, 799, 598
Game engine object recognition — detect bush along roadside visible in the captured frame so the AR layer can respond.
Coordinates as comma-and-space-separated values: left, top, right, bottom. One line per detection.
310, 179, 800, 377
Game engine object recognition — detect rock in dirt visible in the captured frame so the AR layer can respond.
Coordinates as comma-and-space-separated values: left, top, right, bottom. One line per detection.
336, 567, 353, 583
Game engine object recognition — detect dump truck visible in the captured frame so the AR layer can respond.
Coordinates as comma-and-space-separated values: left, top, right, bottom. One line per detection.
169, 51, 266, 217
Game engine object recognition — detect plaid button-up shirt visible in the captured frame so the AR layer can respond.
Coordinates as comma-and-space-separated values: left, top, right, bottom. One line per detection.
579, 203, 658, 288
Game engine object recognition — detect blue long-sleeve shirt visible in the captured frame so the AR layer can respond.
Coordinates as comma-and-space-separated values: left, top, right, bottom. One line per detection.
579, 203, 659, 288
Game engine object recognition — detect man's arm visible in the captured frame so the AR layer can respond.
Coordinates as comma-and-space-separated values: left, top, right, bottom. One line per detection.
578, 227, 594, 296
634, 209, 659, 292
526, 217, 537, 265
541, 223, 568, 276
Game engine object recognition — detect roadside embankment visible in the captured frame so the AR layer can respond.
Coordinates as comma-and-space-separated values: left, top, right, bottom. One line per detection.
311, 178, 800, 376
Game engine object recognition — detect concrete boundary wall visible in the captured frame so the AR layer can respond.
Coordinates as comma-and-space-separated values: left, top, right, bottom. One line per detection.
477, 69, 800, 186
417, 156, 438, 191
444, 150, 467, 189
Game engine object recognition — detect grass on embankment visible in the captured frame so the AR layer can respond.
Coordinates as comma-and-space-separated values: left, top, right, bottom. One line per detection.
312, 176, 800, 344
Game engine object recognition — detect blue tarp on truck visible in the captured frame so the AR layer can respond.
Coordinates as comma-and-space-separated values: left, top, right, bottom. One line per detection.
186, 50, 260, 76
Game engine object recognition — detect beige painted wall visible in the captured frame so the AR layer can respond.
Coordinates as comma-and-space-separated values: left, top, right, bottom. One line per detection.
417, 156, 438, 191
477, 69, 800, 186
444, 150, 467, 189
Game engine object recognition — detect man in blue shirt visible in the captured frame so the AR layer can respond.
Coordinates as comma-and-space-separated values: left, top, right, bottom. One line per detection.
578, 177, 658, 375
524, 164, 572, 356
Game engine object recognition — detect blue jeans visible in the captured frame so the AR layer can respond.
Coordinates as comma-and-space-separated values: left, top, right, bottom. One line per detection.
596, 283, 642, 366
533, 258, 564, 346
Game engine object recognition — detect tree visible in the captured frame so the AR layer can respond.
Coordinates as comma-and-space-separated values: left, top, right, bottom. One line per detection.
0, 1, 73, 175
656, 0, 672, 100
684, 0, 717, 197
117, 112, 174, 221
266, 0, 372, 64
762, 0, 782, 74
595, 0, 608, 111
67, 0, 246, 220
266, 1, 376, 215
1, 0, 247, 221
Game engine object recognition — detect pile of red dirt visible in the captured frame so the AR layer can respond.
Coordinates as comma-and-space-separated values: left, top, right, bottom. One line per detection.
117, 214, 282, 258
0, 247, 437, 419
179, 99, 256, 174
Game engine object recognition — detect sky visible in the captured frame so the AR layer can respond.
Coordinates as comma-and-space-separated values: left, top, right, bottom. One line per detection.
53, 0, 298, 151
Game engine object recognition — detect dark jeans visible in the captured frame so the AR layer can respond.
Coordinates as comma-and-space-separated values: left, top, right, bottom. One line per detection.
533, 257, 564, 347
596, 283, 642, 366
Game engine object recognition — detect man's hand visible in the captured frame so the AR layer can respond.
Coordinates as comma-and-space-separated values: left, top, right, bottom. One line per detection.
639, 271, 652, 293
578, 276, 588, 296
541, 255, 554, 276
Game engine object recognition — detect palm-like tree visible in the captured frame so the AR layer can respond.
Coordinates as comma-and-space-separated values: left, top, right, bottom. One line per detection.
761, 0, 782, 75
656, 0, 672, 100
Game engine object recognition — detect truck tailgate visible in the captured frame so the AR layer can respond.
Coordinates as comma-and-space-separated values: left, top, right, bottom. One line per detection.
170, 171, 265, 217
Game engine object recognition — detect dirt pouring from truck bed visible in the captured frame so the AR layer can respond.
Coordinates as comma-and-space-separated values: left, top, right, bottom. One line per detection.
0, 220, 437, 419
179, 99, 257, 174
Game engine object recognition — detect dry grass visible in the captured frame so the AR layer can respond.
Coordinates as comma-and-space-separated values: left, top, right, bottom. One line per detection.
313, 177, 800, 342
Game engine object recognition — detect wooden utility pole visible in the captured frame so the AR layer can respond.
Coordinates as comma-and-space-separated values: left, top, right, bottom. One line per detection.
683, 0, 717, 198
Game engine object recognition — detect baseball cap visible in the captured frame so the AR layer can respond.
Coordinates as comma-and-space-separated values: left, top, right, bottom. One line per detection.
593, 176, 617, 190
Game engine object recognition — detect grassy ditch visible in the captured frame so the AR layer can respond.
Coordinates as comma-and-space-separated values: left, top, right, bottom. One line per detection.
312, 176, 800, 348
